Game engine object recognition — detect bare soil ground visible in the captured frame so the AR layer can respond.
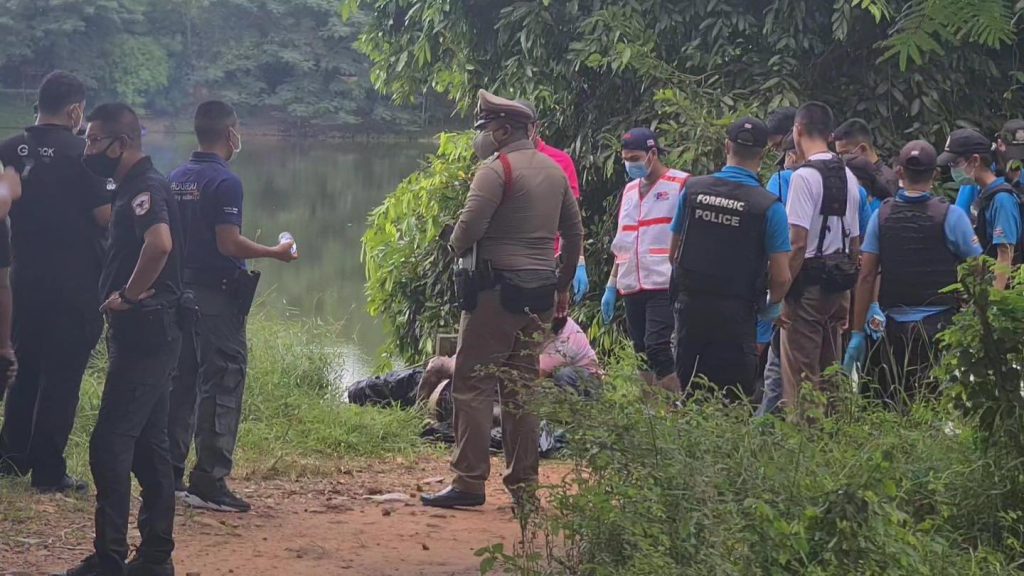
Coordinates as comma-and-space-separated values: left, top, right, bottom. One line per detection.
1, 456, 567, 576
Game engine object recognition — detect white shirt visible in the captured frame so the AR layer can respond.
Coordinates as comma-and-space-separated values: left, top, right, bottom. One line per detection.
786, 152, 862, 258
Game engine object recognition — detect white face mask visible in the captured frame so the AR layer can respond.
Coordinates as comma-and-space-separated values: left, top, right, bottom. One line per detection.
229, 127, 242, 155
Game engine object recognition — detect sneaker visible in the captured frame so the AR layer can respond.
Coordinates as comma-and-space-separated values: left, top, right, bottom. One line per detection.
182, 483, 251, 513
51, 554, 102, 576
35, 475, 88, 495
126, 556, 174, 576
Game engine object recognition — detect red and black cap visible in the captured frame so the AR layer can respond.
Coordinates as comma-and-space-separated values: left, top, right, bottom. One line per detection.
727, 117, 769, 149
897, 140, 937, 172
621, 127, 665, 153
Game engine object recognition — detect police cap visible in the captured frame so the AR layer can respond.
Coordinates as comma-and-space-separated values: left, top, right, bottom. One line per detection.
897, 140, 937, 172
727, 117, 769, 149
474, 90, 536, 130
999, 119, 1024, 161
937, 128, 992, 166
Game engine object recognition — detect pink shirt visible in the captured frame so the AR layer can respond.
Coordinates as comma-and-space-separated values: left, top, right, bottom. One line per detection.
537, 139, 581, 255
539, 318, 600, 376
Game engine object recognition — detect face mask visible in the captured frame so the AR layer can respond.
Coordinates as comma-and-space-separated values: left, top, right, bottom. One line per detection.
951, 165, 975, 186
82, 138, 123, 179
69, 105, 84, 134
473, 130, 500, 160
229, 127, 242, 157
624, 153, 652, 180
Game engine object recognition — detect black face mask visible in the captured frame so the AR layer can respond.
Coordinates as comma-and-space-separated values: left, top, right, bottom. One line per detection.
82, 138, 123, 179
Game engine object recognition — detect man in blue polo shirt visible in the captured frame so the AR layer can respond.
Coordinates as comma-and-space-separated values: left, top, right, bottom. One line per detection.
668, 117, 792, 400
167, 101, 297, 513
940, 128, 1021, 290
843, 140, 981, 406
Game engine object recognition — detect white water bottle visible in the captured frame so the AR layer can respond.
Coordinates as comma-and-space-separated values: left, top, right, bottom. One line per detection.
279, 231, 298, 256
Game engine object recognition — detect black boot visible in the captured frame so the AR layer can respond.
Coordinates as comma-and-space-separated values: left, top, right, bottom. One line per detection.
126, 555, 174, 576
52, 555, 104, 576
420, 486, 485, 508
35, 474, 89, 495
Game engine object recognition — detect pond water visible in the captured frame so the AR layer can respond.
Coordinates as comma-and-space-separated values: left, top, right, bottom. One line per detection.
145, 133, 435, 383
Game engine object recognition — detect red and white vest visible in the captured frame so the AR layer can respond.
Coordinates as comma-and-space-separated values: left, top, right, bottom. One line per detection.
610, 169, 690, 295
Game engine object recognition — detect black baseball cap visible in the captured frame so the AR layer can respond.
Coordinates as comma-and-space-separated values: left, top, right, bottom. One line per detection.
727, 117, 769, 148
937, 128, 992, 166
999, 119, 1024, 161
897, 140, 937, 171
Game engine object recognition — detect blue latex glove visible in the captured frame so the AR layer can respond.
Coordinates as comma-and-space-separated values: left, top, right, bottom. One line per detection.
601, 286, 617, 324
572, 263, 589, 303
865, 302, 886, 340
758, 301, 783, 324
842, 331, 868, 376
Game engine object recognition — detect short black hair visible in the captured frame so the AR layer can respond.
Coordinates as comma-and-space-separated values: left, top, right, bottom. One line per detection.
795, 101, 835, 141
37, 71, 86, 116
765, 107, 797, 137
730, 141, 763, 163
901, 167, 934, 187
833, 118, 874, 147
194, 100, 238, 146
86, 102, 142, 149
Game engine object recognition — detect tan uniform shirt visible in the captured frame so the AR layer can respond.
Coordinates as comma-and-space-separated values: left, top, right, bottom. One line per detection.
451, 139, 583, 291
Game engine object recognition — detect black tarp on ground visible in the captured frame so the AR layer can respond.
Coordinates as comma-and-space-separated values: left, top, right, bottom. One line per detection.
346, 367, 424, 408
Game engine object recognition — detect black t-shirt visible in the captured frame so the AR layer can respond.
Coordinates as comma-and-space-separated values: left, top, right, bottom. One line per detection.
0, 124, 111, 306
99, 157, 182, 302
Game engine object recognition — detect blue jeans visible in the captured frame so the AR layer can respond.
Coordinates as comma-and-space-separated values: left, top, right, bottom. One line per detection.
756, 331, 782, 416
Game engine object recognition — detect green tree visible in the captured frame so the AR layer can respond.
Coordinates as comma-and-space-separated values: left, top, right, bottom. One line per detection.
107, 36, 171, 108
354, 0, 1024, 358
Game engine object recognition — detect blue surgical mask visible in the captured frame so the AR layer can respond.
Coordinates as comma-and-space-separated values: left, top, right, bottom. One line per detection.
624, 153, 652, 180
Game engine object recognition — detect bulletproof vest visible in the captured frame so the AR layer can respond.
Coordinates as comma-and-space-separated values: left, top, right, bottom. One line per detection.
802, 156, 851, 254
877, 197, 959, 308
974, 183, 1024, 262
677, 175, 778, 303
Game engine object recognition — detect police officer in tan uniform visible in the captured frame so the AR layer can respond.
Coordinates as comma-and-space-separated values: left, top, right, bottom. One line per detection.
422, 90, 583, 509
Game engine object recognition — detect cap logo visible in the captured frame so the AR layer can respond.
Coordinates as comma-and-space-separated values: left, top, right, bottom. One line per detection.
646, 139, 655, 147
743, 123, 752, 129
1015, 129, 1024, 144
910, 151, 920, 156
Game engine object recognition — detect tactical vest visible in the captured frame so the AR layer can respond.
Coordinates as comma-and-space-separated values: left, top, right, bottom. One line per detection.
677, 175, 778, 303
877, 197, 959, 308
973, 182, 1024, 262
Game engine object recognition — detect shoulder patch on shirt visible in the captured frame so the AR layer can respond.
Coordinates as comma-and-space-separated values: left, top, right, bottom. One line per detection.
132, 192, 152, 216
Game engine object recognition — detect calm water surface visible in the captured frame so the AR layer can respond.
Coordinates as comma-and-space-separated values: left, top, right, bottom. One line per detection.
147, 134, 433, 383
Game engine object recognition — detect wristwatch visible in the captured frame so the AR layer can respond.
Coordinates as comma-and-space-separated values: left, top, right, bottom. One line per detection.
117, 288, 138, 306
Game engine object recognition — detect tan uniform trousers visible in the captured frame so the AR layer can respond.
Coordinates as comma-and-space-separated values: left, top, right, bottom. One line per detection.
451, 288, 549, 495
780, 285, 850, 408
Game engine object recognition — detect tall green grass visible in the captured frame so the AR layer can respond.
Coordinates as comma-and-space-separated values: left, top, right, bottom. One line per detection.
5, 312, 427, 485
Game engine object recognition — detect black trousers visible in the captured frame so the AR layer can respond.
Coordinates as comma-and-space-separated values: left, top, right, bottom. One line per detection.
622, 290, 675, 378
674, 294, 759, 401
0, 303, 101, 485
91, 311, 181, 573
864, 309, 955, 409
168, 284, 248, 492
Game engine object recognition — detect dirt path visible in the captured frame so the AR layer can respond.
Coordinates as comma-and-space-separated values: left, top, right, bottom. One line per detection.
2, 457, 567, 576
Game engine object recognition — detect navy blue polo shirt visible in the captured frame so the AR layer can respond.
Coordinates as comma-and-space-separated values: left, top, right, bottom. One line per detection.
169, 152, 245, 272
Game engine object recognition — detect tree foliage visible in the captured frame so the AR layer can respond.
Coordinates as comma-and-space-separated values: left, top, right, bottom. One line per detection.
0, 0, 420, 127
355, 0, 1024, 357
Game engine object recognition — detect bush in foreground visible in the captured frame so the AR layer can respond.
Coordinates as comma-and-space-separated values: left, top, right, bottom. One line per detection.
482, 364, 1024, 575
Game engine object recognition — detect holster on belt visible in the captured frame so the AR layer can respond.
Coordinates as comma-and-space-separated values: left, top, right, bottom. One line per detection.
184, 268, 261, 316
109, 299, 179, 353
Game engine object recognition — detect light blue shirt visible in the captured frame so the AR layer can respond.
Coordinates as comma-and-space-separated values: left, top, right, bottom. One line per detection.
861, 191, 982, 322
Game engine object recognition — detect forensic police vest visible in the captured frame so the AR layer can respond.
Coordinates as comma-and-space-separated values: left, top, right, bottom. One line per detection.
677, 175, 778, 303
877, 197, 959, 309
611, 169, 689, 294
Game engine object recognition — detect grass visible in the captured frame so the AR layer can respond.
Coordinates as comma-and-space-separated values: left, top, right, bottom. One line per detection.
0, 309, 429, 532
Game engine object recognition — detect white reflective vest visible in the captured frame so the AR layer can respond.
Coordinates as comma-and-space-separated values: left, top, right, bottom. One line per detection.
610, 169, 690, 295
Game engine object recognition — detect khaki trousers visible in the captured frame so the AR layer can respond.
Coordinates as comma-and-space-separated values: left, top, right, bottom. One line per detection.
780, 285, 850, 409
451, 289, 548, 495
